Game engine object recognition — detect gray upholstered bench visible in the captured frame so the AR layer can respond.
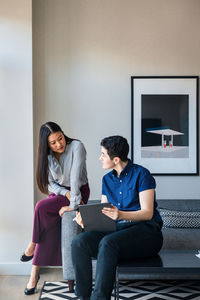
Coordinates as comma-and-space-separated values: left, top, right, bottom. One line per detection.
62, 199, 200, 292
61, 209, 78, 280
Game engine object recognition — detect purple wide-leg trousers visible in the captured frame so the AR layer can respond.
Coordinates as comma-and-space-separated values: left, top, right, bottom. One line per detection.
32, 184, 90, 266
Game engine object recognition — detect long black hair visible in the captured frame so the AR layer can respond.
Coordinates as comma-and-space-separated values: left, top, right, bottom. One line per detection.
36, 121, 74, 194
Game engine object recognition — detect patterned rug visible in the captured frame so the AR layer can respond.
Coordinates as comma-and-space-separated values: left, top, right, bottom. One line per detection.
39, 280, 200, 299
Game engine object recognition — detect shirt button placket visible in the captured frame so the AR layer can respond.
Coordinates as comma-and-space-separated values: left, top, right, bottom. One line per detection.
119, 190, 122, 208
118, 179, 123, 207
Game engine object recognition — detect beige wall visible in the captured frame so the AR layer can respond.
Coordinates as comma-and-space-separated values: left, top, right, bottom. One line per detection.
0, 0, 33, 274
33, 0, 200, 203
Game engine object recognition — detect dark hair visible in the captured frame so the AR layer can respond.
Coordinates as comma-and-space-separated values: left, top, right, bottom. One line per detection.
100, 135, 129, 162
36, 121, 74, 194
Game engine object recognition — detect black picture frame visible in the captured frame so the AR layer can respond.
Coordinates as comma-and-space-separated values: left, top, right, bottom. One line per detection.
131, 76, 199, 175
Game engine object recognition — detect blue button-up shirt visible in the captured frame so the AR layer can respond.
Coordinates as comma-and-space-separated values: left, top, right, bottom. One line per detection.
102, 160, 162, 226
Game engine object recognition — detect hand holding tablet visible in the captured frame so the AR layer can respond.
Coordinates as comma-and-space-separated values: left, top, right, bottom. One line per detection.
77, 203, 116, 232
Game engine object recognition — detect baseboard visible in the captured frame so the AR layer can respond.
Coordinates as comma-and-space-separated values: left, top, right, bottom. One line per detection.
0, 262, 32, 275
0, 263, 62, 275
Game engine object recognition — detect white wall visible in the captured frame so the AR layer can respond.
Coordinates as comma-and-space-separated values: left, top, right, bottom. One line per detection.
33, 0, 200, 203
0, 0, 33, 274
0, 0, 199, 277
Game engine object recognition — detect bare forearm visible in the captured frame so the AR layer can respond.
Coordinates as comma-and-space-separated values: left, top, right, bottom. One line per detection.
101, 195, 108, 203
118, 209, 153, 221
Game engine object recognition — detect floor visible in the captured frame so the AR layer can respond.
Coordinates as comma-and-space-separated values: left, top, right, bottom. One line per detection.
0, 268, 64, 300
2, 270, 200, 300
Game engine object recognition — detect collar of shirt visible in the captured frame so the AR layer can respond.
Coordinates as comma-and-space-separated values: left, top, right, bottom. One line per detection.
112, 159, 132, 179
49, 145, 68, 164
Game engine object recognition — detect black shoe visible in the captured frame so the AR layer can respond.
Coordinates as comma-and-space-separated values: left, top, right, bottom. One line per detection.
24, 275, 40, 295
20, 253, 34, 262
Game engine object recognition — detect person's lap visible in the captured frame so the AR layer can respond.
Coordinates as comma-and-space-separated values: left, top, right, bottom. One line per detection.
74, 220, 162, 260
72, 220, 163, 299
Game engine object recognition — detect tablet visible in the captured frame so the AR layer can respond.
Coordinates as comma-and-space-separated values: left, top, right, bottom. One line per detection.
78, 203, 116, 232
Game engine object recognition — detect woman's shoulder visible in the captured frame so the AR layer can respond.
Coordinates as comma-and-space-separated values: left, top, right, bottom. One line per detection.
48, 151, 58, 163
71, 139, 85, 150
70, 140, 86, 153
48, 151, 53, 161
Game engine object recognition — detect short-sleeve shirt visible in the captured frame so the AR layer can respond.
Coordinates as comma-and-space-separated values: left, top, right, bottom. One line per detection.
102, 160, 163, 227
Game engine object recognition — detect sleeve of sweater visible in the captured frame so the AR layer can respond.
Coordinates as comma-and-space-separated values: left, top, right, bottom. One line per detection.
69, 141, 86, 209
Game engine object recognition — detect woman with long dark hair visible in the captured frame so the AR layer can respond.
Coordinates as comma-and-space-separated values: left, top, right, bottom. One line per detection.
21, 122, 90, 295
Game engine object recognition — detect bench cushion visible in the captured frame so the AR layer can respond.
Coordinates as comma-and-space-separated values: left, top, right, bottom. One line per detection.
160, 209, 200, 228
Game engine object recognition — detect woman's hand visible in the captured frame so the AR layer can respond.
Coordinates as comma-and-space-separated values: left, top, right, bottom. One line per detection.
65, 191, 71, 200
74, 211, 84, 228
59, 206, 74, 217
102, 205, 119, 220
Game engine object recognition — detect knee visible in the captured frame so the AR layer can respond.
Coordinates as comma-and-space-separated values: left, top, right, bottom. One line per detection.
98, 235, 118, 253
71, 233, 87, 251
35, 199, 46, 213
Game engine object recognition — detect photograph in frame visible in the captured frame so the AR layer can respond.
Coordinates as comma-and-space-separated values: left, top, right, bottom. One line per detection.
131, 76, 199, 175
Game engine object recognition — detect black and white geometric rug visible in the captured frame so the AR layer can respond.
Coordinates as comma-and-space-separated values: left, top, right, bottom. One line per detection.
39, 280, 200, 299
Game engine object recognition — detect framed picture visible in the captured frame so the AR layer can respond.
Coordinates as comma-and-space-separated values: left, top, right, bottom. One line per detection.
131, 76, 199, 175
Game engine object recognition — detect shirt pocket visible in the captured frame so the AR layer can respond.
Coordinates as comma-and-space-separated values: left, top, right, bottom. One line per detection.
123, 184, 138, 201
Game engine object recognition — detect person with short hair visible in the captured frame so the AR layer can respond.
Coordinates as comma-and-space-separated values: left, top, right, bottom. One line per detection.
72, 135, 163, 300
21, 122, 90, 295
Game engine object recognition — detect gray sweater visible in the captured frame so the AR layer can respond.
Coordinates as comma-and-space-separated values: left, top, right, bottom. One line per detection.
48, 140, 88, 209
